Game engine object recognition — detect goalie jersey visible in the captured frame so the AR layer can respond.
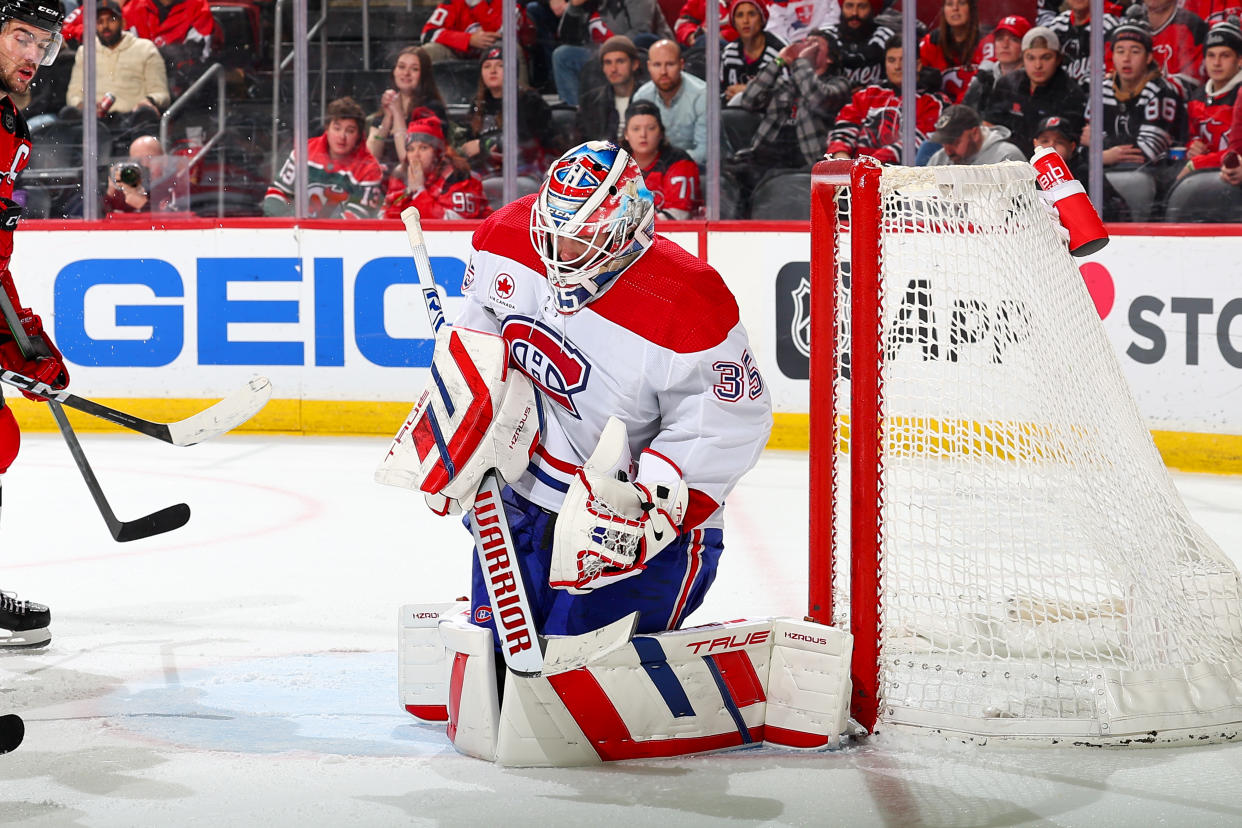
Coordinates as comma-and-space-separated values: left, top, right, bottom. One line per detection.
453, 194, 773, 532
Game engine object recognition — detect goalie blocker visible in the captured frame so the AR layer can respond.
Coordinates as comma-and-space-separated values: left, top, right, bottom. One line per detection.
398, 605, 853, 766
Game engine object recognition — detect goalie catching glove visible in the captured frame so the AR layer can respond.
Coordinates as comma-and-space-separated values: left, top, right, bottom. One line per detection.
375, 326, 540, 514
550, 417, 688, 594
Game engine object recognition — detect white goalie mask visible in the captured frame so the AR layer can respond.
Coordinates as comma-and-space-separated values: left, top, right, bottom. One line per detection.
530, 141, 656, 315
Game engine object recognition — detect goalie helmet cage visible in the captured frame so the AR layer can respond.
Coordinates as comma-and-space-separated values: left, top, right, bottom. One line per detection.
807, 157, 1242, 745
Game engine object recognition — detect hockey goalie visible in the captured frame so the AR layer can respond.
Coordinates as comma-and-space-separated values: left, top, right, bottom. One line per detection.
378, 141, 854, 766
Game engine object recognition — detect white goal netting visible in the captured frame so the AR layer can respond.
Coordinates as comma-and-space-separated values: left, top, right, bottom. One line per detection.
826, 162, 1242, 743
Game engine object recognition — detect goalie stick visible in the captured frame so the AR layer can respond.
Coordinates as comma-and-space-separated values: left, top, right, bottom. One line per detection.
0, 714, 22, 754
400, 206, 546, 676
0, 290, 191, 542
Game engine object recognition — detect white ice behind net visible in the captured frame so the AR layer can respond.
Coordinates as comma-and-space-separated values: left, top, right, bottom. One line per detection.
830, 162, 1242, 741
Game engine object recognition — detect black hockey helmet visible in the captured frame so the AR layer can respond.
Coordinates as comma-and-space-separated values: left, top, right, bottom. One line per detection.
0, 0, 64, 65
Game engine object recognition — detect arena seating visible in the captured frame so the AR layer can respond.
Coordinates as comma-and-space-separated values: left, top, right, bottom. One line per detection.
1164, 171, 1242, 222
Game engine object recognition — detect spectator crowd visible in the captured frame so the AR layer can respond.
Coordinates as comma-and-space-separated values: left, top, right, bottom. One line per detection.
23, 0, 1242, 220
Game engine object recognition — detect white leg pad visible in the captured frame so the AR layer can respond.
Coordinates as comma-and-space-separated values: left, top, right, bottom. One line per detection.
440, 615, 501, 761
398, 601, 468, 722
494, 619, 776, 766
763, 620, 853, 749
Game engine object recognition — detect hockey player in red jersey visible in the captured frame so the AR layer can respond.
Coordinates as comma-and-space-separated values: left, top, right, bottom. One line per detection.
0, 0, 70, 650
382, 108, 490, 220
1181, 16, 1242, 176
826, 34, 949, 163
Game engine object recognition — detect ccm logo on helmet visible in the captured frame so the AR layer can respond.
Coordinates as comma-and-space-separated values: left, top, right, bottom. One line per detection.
501, 316, 590, 418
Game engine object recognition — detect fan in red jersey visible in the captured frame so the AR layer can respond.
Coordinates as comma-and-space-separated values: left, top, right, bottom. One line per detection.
0, 0, 68, 652
1181, 16, 1242, 177
1142, 0, 1209, 95
619, 100, 700, 220
918, 0, 985, 103
383, 108, 490, 220
826, 33, 950, 163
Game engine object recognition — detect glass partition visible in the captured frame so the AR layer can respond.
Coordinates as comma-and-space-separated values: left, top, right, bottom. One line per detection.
18, 0, 1239, 222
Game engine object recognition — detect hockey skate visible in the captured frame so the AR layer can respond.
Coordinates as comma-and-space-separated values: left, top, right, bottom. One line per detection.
0, 590, 50, 649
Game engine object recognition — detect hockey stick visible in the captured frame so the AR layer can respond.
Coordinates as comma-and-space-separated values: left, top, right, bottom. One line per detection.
400, 206, 545, 676
0, 293, 190, 542
0, 369, 272, 447
0, 713, 22, 754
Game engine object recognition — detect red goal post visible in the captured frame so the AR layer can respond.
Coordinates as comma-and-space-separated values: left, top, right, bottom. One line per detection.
807, 157, 1242, 744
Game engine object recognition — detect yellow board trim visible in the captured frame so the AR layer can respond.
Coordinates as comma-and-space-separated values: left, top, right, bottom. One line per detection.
6, 400, 1240, 475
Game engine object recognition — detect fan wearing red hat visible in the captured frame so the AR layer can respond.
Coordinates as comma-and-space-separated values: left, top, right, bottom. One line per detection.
962, 15, 1029, 114
383, 108, 490, 220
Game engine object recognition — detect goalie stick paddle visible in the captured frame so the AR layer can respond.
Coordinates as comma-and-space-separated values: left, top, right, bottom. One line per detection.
400, 206, 546, 676
0, 289, 191, 542
0, 714, 23, 754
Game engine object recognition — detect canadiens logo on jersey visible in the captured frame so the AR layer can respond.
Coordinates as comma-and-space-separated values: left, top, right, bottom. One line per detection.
501, 316, 591, 418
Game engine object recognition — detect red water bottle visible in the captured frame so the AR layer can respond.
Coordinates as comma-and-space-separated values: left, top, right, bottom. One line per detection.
99, 92, 116, 114
1031, 145, 1109, 257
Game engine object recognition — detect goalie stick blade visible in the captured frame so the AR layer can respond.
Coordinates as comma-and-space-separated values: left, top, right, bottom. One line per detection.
165, 376, 273, 446
111, 502, 191, 543
0, 714, 23, 754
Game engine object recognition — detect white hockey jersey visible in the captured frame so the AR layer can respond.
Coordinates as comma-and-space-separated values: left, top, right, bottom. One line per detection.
453, 195, 773, 531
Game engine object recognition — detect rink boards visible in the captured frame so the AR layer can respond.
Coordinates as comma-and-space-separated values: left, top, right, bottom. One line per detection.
4, 219, 1242, 471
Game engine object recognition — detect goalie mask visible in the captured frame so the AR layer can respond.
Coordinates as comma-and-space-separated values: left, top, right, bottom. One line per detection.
0, 0, 64, 66
530, 141, 656, 315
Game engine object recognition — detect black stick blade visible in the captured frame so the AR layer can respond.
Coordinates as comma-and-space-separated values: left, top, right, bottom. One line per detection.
113, 503, 191, 543
0, 714, 24, 754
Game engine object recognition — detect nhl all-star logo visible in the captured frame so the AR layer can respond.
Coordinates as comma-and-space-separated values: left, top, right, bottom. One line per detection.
790, 276, 811, 358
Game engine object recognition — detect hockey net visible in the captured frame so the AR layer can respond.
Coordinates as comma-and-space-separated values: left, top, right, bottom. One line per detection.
808, 158, 1242, 744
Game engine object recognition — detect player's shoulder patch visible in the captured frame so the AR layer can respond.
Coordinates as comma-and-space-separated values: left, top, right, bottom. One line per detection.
471, 194, 544, 274
589, 237, 740, 353
0, 97, 28, 141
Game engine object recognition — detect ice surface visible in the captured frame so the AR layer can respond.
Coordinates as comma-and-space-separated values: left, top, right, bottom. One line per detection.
1, 435, 1240, 826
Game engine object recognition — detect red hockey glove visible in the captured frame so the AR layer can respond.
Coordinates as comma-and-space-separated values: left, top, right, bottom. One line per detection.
0, 307, 70, 400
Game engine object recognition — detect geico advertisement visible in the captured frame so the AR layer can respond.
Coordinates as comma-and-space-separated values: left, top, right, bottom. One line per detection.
8, 227, 698, 401
752, 231, 1242, 435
